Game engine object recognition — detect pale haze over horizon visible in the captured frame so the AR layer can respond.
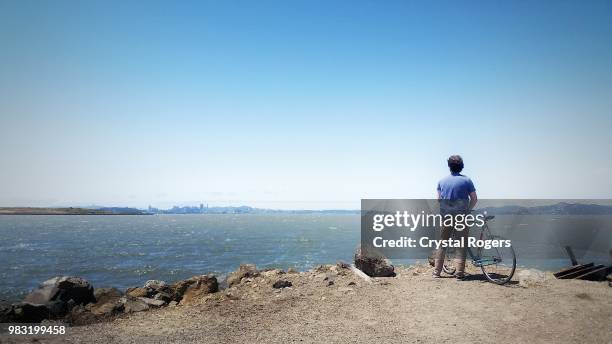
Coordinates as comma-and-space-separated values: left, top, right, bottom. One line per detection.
1, 1, 611, 209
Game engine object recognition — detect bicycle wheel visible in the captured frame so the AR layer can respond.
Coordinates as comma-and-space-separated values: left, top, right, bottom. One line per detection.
478, 235, 516, 285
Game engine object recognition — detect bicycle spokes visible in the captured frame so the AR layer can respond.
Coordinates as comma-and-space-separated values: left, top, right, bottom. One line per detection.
479, 237, 516, 284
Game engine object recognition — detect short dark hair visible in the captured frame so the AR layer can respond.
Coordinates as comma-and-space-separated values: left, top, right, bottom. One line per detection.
447, 155, 464, 173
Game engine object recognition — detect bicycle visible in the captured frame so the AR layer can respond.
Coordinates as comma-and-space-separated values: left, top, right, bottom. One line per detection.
443, 213, 516, 285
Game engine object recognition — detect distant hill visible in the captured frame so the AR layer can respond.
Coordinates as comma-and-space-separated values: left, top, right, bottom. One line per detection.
0, 206, 358, 215
479, 202, 612, 215
96, 207, 149, 215
0, 207, 147, 215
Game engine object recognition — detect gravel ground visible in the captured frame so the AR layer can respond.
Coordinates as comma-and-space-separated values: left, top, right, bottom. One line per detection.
2, 264, 610, 344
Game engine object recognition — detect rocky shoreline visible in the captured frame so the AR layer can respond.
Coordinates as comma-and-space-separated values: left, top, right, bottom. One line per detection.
1, 252, 611, 344
0, 248, 399, 325
0, 260, 610, 343
1, 259, 378, 326
0, 264, 297, 325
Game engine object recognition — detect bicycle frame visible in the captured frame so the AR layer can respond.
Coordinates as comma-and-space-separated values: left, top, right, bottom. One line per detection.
465, 221, 503, 267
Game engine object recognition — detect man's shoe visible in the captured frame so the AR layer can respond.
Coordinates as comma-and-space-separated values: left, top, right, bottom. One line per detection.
432, 271, 441, 278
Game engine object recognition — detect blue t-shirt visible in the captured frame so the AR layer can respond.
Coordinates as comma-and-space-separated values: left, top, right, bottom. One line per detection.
437, 173, 476, 200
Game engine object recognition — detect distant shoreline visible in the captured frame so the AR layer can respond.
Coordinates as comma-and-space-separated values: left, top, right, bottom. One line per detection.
0, 207, 148, 215
1, 202, 610, 216
0, 206, 361, 215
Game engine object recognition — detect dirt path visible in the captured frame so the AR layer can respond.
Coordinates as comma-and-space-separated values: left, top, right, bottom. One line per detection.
3, 265, 610, 344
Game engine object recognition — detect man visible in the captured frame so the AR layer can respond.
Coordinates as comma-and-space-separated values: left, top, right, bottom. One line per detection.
433, 155, 477, 279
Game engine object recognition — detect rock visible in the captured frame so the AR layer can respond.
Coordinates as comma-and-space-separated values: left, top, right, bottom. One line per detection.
121, 297, 150, 313
348, 281, 356, 286
337, 287, 354, 294
313, 265, 333, 273
321, 272, 337, 285
336, 262, 350, 269
94, 287, 121, 301
138, 297, 165, 308
144, 280, 167, 291
24, 276, 95, 306
272, 280, 292, 289
18, 276, 95, 321
518, 269, 546, 287
46, 300, 68, 317
90, 288, 124, 316
333, 262, 350, 276
227, 264, 259, 287
66, 299, 76, 311
66, 304, 97, 325
179, 275, 219, 306
575, 293, 592, 300
126, 287, 150, 298
172, 275, 219, 301
261, 269, 284, 279
12, 302, 51, 323
90, 301, 124, 317
287, 268, 298, 274
153, 291, 173, 303
354, 247, 395, 277
0, 303, 13, 322
168, 301, 178, 307
170, 279, 196, 301
23, 280, 58, 305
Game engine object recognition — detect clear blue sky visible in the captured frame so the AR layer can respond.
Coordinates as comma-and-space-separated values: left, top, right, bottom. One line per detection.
1, 0, 611, 209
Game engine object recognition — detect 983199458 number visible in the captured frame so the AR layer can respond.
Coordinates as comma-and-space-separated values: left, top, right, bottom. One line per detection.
6, 325, 66, 335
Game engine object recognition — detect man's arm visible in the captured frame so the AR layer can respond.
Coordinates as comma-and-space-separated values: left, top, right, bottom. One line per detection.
468, 191, 477, 210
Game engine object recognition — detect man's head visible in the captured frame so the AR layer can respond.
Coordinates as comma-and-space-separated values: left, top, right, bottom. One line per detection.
447, 155, 464, 173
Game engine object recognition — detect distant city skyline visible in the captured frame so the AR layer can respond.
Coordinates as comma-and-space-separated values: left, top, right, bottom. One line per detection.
1, 1, 611, 209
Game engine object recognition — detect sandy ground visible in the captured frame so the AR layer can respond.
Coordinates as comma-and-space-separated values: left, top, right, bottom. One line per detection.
2, 264, 610, 344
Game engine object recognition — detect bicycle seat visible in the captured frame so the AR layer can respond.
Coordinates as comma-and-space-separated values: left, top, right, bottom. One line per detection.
485, 215, 495, 221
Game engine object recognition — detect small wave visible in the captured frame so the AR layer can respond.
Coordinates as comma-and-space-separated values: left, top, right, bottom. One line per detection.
0, 243, 32, 251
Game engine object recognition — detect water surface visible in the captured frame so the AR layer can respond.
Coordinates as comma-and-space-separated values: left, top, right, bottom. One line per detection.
0, 214, 359, 301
